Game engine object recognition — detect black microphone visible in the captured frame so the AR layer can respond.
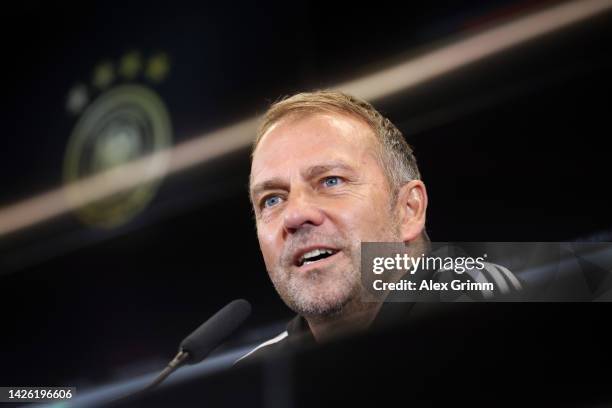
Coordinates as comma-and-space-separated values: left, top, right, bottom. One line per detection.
144, 299, 252, 391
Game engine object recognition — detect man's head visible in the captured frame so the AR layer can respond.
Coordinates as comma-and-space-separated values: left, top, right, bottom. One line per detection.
249, 90, 428, 318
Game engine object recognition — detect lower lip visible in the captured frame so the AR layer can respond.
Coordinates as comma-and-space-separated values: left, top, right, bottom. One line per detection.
296, 251, 342, 272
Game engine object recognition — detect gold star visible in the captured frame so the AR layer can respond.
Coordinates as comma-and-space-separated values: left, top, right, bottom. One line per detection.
92, 61, 115, 90
145, 53, 170, 83
119, 51, 142, 80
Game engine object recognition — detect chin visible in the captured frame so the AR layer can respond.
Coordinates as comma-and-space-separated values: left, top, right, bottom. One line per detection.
287, 279, 355, 318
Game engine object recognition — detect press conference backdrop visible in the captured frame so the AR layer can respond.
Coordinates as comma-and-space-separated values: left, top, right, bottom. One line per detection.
1, 0, 611, 395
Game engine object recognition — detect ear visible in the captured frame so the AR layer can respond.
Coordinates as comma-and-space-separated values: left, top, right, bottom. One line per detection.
395, 180, 428, 242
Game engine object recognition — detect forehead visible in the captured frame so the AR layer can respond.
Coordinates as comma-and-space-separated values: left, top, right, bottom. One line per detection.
250, 112, 379, 185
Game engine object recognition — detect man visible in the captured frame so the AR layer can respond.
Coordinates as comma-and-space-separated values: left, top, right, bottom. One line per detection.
238, 90, 518, 363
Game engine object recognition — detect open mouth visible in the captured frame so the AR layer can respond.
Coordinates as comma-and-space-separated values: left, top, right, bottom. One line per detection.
296, 248, 340, 267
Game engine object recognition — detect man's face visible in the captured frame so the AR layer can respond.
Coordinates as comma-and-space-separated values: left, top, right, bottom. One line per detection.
250, 113, 402, 317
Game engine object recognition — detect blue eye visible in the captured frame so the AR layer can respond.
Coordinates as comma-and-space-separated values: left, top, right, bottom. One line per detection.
263, 195, 282, 208
323, 176, 342, 187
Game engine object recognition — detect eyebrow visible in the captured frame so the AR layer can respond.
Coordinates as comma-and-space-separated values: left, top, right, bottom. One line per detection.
250, 160, 356, 202
250, 177, 289, 203
303, 160, 355, 180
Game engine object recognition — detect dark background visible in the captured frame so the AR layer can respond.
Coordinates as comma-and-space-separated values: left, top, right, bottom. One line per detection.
0, 0, 610, 390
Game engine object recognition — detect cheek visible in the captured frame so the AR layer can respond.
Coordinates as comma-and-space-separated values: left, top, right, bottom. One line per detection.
257, 226, 280, 267
336, 193, 394, 240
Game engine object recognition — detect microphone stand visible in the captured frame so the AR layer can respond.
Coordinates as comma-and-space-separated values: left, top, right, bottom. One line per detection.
142, 350, 190, 391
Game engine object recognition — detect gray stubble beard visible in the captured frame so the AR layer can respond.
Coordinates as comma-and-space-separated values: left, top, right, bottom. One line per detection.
269, 200, 403, 319
271, 239, 362, 318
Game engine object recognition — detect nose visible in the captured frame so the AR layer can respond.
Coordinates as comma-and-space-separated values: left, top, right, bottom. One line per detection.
282, 189, 325, 235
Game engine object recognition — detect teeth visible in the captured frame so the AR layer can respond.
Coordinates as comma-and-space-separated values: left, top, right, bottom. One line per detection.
300, 248, 334, 264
